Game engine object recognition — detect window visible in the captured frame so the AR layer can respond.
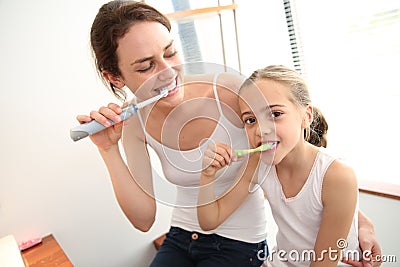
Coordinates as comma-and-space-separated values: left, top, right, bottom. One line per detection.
145, 0, 241, 74
290, 0, 400, 185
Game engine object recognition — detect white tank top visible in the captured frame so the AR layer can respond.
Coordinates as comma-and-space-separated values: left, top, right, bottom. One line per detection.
138, 74, 267, 243
260, 147, 360, 266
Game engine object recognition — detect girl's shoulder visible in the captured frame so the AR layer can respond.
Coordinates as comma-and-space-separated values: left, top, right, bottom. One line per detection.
318, 147, 356, 180
323, 156, 358, 194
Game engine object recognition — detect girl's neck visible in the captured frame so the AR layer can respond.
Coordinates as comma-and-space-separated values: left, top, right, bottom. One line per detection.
275, 142, 319, 198
276, 142, 318, 179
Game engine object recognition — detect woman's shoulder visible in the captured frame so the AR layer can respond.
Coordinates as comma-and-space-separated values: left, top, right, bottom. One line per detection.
216, 72, 246, 93
185, 72, 245, 93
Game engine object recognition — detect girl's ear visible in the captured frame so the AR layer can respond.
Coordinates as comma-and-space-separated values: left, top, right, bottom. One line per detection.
302, 105, 313, 128
102, 70, 125, 89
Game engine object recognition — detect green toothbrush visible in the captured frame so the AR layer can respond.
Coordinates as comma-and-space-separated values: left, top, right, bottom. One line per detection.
234, 143, 275, 158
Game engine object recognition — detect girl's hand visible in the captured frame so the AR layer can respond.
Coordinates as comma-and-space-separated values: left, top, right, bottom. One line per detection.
76, 103, 124, 151
202, 142, 233, 178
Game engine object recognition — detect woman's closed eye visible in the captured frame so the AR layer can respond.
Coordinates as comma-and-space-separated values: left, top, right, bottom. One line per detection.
136, 51, 178, 73
165, 50, 178, 58
137, 62, 154, 73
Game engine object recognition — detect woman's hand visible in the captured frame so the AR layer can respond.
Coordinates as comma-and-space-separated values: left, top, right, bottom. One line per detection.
76, 103, 124, 151
341, 211, 382, 267
342, 226, 382, 267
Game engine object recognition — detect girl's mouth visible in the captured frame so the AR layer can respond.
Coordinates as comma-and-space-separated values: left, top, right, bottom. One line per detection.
260, 141, 278, 153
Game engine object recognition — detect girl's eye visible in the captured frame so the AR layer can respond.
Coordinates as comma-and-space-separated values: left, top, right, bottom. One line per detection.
244, 117, 256, 125
271, 111, 282, 118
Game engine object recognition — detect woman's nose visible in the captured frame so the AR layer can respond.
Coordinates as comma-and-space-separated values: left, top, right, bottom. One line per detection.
157, 63, 176, 81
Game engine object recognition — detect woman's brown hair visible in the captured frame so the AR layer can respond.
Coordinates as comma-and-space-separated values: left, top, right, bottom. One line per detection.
90, 1, 171, 100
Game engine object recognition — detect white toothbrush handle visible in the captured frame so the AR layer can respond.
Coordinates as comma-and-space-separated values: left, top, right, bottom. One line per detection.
71, 89, 168, 142
70, 104, 137, 142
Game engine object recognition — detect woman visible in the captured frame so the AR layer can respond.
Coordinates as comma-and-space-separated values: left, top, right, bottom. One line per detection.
77, 1, 380, 266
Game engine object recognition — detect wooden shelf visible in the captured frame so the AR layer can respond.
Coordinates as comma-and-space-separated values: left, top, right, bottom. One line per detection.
21, 234, 73, 266
166, 4, 238, 22
359, 180, 400, 200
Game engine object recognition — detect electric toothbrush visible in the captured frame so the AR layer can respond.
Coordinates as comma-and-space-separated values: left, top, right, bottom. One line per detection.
70, 88, 168, 142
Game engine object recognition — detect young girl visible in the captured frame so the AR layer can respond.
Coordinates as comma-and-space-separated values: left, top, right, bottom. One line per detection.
198, 65, 362, 266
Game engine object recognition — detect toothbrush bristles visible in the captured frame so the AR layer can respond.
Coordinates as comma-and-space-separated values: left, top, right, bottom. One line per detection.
160, 88, 168, 97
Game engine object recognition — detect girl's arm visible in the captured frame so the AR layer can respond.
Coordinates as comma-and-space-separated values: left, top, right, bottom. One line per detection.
311, 160, 359, 267
77, 104, 156, 232
197, 143, 259, 231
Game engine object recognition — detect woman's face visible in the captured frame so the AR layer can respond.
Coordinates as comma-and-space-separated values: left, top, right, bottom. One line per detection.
114, 21, 184, 103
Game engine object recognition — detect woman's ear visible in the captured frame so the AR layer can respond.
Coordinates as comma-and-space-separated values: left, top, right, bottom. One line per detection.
302, 105, 313, 128
102, 70, 125, 89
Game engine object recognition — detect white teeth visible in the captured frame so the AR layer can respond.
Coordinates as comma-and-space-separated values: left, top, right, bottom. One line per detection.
268, 142, 278, 148
156, 77, 177, 94
165, 79, 177, 92
159, 88, 168, 97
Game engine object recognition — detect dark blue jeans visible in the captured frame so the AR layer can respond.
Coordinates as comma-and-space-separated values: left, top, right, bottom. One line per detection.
149, 226, 268, 267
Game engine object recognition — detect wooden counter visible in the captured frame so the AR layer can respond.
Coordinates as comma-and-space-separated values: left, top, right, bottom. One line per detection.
21, 234, 73, 266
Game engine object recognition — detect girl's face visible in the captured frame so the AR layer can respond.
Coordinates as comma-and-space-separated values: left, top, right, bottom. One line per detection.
107, 21, 184, 104
239, 79, 310, 165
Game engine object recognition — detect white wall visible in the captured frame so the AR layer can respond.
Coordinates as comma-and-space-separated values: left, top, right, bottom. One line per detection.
0, 1, 292, 266
0, 0, 169, 266
358, 194, 400, 265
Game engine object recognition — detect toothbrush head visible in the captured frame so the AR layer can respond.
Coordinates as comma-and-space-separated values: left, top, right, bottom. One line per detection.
234, 142, 276, 158
160, 88, 168, 97
258, 143, 273, 152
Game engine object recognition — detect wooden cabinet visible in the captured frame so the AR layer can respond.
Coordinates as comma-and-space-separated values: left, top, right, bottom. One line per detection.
21, 234, 73, 266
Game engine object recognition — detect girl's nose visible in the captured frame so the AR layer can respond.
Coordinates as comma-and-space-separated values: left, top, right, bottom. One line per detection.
258, 120, 275, 136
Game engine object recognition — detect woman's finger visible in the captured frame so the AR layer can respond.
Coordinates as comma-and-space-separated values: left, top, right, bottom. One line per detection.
107, 103, 123, 114
76, 114, 92, 124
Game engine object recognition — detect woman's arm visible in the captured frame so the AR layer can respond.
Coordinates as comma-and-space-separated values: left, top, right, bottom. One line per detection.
311, 160, 359, 267
100, 142, 156, 232
342, 211, 382, 267
77, 103, 156, 232
118, 114, 157, 231
197, 143, 259, 231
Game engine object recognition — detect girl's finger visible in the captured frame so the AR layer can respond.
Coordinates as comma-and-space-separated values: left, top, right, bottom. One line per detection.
211, 159, 223, 169
213, 152, 228, 167
213, 144, 232, 165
